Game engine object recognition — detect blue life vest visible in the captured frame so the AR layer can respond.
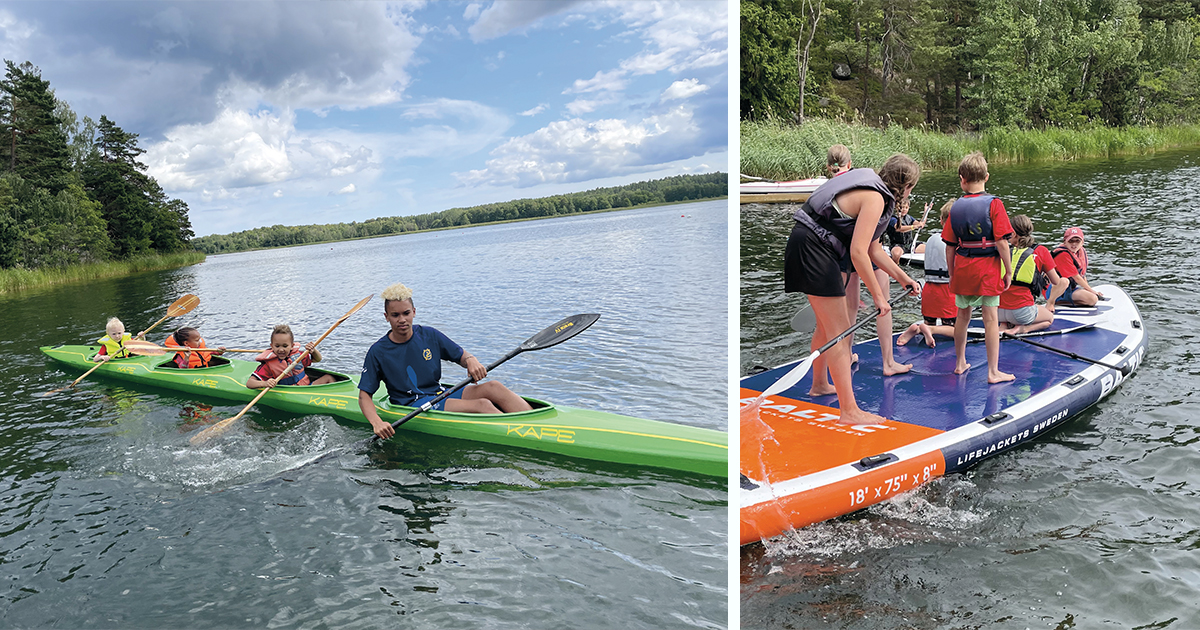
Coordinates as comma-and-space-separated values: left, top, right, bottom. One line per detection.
949, 194, 998, 257
792, 168, 895, 258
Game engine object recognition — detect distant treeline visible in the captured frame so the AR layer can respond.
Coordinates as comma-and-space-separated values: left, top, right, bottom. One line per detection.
0, 60, 193, 271
192, 173, 727, 254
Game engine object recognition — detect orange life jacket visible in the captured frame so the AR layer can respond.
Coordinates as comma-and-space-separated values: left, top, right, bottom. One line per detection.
164, 335, 211, 368
252, 349, 311, 386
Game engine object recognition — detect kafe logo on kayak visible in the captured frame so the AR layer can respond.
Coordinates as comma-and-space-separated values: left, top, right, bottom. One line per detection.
506, 425, 575, 443
190, 376, 218, 388
307, 395, 348, 410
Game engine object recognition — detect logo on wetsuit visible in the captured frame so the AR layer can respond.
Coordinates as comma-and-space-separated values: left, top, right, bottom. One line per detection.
423, 348, 432, 360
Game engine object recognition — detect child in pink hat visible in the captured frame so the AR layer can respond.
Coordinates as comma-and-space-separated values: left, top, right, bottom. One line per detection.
1050, 226, 1103, 306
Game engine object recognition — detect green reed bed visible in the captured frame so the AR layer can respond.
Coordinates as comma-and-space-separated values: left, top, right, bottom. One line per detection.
742, 119, 1200, 180
0, 251, 206, 295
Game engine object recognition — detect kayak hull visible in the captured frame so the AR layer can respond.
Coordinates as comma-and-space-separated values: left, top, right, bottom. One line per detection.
740, 178, 826, 204
40, 346, 726, 477
740, 284, 1146, 544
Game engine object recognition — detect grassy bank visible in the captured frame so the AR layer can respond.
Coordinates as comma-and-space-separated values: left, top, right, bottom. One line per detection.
741, 119, 1200, 180
0, 251, 206, 295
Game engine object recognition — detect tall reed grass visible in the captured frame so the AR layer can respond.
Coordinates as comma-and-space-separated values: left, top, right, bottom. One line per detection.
0, 252, 206, 295
741, 119, 1200, 180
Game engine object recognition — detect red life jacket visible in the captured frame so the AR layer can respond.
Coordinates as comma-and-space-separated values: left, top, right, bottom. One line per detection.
164, 335, 211, 368
253, 349, 311, 386
1051, 244, 1087, 277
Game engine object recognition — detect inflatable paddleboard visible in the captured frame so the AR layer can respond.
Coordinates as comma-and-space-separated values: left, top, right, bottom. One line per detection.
740, 283, 1145, 545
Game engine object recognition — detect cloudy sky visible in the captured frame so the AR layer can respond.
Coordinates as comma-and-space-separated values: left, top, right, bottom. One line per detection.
0, 1, 728, 236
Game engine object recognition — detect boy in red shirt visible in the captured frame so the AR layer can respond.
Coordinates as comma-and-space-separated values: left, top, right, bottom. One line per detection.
943, 152, 1014, 383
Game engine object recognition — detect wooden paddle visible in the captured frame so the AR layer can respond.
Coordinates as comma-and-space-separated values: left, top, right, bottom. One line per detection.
755, 291, 910, 405
124, 340, 263, 356
285, 313, 602, 471
138, 294, 200, 339
41, 294, 200, 396
189, 294, 373, 445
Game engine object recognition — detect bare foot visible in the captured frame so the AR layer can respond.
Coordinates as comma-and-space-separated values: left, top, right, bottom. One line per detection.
809, 384, 837, 397
850, 353, 859, 365
919, 323, 935, 347
955, 361, 971, 375
897, 323, 920, 346
988, 370, 1016, 384
836, 408, 889, 426
882, 361, 913, 376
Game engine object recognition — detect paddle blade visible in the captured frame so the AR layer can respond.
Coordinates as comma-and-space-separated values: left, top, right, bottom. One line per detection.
167, 294, 200, 317
125, 340, 168, 356
789, 303, 815, 333
519, 313, 600, 351
756, 350, 820, 402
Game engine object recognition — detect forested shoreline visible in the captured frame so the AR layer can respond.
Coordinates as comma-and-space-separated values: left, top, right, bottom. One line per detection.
742, 0, 1200, 130
192, 173, 727, 255
741, 118, 1200, 178
0, 60, 194, 277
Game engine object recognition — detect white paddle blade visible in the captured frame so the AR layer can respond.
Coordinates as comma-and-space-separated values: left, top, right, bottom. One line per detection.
789, 304, 816, 333
754, 350, 820, 403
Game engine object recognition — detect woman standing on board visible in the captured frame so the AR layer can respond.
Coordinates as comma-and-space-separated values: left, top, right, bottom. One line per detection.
784, 154, 921, 425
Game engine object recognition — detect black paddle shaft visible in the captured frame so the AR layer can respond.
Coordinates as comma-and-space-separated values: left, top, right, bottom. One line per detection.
1002, 332, 1132, 376
377, 313, 602, 437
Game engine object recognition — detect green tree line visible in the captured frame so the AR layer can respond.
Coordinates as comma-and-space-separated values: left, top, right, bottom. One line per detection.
191, 173, 727, 254
0, 60, 192, 270
742, 0, 1200, 130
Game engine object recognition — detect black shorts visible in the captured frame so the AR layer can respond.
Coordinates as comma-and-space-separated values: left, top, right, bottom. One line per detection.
785, 221, 847, 297
924, 316, 956, 326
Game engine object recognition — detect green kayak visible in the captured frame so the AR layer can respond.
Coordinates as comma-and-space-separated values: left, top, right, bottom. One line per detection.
40, 345, 727, 477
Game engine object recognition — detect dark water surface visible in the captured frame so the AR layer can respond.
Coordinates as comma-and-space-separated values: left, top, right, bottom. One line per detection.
741, 151, 1200, 628
2, 202, 727, 629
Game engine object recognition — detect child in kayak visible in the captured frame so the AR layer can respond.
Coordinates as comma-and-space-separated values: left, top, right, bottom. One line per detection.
358, 283, 533, 439
246, 324, 337, 388
94, 317, 145, 362
997, 215, 1069, 334
943, 152, 1015, 384
163, 327, 226, 368
1051, 227, 1102, 306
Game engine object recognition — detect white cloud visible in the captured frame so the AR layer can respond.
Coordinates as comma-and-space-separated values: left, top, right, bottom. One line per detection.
145, 107, 377, 192
565, 69, 627, 94
273, 189, 283, 198
520, 104, 548, 116
661, 78, 708, 101
467, 0, 587, 42
455, 106, 704, 187
336, 184, 357, 195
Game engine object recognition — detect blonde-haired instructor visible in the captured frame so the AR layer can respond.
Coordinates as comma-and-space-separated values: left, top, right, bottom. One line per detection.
358, 283, 533, 439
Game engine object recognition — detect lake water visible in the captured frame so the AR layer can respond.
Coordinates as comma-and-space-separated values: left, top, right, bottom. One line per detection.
740, 151, 1200, 628
1, 201, 728, 628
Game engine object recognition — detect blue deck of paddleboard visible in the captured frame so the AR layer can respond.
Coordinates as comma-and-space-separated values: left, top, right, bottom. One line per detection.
742, 318, 1128, 432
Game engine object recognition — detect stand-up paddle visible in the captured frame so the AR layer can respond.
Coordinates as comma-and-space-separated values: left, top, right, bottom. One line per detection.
1001, 331, 1131, 375
189, 295, 373, 445
41, 294, 200, 397
756, 291, 910, 404
287, 313, 601, 472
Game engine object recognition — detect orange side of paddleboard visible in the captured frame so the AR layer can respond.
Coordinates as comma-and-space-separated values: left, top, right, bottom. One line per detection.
740, 388, 947, 544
